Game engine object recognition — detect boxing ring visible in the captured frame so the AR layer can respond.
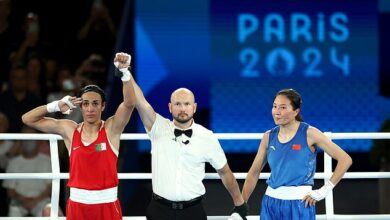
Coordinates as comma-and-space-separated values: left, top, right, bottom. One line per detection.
1, 132, 390, 220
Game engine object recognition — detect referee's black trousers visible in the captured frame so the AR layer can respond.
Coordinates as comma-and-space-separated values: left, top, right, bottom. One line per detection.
146, 197, 207, 220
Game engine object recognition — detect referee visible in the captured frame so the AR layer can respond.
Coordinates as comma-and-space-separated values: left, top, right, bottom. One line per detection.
115, 52, 248, 220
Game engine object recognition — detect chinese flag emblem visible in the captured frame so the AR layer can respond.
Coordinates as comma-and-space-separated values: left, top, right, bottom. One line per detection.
292, 144, 301, 150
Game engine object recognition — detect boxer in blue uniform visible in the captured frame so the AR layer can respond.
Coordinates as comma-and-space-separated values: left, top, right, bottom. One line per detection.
241, 88, 352, 220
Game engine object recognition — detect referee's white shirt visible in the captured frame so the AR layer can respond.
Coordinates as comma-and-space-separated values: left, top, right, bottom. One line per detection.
147, 114, 227, 202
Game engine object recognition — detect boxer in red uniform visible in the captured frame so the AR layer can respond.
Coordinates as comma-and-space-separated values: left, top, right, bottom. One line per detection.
22, 53, 135, 220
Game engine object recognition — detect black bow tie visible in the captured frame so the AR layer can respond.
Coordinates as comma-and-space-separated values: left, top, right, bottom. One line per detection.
174, 129, 193, 138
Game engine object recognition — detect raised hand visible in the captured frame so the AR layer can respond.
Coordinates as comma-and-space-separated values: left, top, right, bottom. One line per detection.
114, 52, 131, 69
113, 52, 132, 81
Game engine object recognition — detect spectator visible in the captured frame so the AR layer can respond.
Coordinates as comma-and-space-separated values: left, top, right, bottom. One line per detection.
0, 0, 18, 91
76, 0, 116, 66
26, 53, 48, 99
0, 111, 20, 217
2, 126, 51, 217
74, 53, 107, 88
43, 54, 59, 94
0, 112, 20, 171
10, 12, 42, 65
0, 64, 43, 133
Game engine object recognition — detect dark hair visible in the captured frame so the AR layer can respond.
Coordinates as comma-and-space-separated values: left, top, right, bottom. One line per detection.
275, 88, 303, 121
78, 85, 106, 103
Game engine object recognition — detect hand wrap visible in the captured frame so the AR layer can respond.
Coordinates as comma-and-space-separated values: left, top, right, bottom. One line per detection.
308, 180, 335, 201
114, 54, 132, 81
47, 95, 76, 115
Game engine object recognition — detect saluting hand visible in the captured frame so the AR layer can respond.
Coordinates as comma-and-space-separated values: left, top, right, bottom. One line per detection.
58, 96, 82, 114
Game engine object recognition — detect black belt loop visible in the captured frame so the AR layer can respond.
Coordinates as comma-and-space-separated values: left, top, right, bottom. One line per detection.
152, 193, 202, 210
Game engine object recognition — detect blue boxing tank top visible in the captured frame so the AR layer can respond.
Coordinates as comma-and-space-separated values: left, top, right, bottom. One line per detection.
266, 122, 317, 189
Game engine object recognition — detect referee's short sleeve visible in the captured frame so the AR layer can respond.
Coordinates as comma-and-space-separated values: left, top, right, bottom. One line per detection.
207, 134, 227, 170
147, 114, 165, 140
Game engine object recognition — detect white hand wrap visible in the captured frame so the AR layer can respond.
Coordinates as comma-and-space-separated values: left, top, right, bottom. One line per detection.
47, 96, 77, 114
114, 53, 132, 81
57, 95, 76, 115
46, 101, 60, 113
308, 180, 335, 201
228, 213, 243, 220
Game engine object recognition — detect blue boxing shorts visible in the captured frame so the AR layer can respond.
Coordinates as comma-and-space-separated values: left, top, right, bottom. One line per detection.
260, 194, 315, 220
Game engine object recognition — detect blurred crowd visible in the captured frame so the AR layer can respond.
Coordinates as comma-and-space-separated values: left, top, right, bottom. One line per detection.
0, 0, 124, 216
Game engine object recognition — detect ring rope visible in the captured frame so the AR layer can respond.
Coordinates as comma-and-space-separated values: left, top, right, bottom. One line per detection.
0, 132, 389, 220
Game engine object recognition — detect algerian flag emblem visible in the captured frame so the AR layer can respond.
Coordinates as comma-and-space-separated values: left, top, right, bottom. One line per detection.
95, 143, 107, 152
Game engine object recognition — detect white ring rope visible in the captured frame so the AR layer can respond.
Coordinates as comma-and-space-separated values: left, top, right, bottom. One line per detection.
2, 132, 390, 140
0, 132, 390, 220
2, 172, 390, 180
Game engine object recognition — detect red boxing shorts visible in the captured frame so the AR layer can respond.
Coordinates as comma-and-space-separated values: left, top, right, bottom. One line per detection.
66, 199, 122, 220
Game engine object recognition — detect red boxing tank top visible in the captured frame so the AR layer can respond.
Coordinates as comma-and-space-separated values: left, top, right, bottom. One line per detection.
68, 122, 119, 190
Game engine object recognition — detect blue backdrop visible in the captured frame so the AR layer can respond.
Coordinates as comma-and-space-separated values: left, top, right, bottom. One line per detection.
134, 0, 384, 152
